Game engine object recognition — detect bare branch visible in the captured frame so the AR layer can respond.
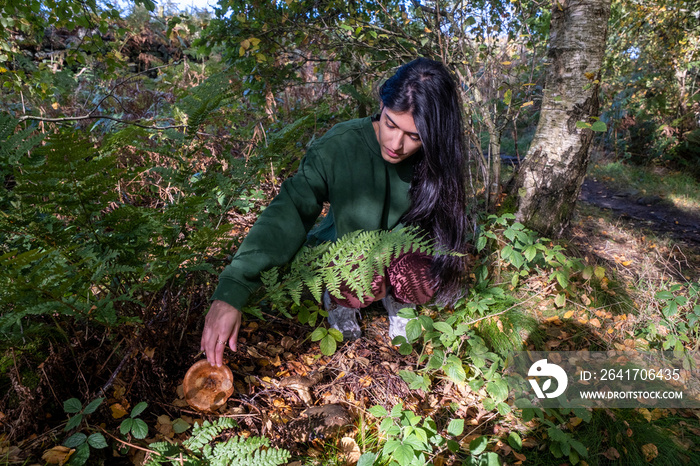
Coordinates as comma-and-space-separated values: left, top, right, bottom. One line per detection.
18, 113, 186, 131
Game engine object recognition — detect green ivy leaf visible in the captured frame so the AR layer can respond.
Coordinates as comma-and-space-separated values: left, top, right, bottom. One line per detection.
130, 402, 148, 418
497, 402, 512, 415
655, 290, 674, 300
469, 435, 488, 455
119, 418, 134, 436
357, 452, 377, 466
369, 405, 388, 418
393, 443, 415, 466
508, 432, 522, 450
68, 442, 90, 466
594, 266, 606, 279
432, 321, 454, 336
131, 419, 149, 439
172, 418, 190, 434
398, 341, 413, 355
591, 121, 607, 132
447, 439, 460, 452
64, 432, 87, 448
486, 379, 509, 403
405, 319, 422, 342
444, 356, 467, 383
319, 334, 337, 355
64, 398, 82, 414
83, 397, 104, 415
379, 417, 395, 433
65, 413, 83, 432
570, 438, 588, 457
555, 293, 566, 307
573, 408, 592, 423
310, 327, 327, 342
523, 245, 537, 262
447, 419, 464, 436
327, 328, 343, 342
87, 433, 108, 449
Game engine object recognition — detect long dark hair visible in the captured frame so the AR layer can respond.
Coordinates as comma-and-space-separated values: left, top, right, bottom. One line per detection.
379, 57, 471, 304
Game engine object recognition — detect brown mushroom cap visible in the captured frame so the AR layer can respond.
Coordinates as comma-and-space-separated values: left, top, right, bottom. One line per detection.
183, 360, 234, 412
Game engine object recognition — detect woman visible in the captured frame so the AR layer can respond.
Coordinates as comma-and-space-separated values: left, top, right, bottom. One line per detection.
202, 58, 471, 367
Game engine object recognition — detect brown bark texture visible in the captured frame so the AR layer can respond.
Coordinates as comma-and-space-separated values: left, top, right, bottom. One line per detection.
514, 0, 612, 237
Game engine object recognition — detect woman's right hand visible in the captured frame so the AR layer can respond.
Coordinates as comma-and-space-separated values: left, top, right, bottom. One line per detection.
200, 300, 242, 367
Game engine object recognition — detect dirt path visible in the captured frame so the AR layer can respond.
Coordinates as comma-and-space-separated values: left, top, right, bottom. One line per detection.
579, 178, 700, 245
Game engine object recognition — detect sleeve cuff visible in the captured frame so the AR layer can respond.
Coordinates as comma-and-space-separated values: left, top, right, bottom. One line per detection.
210, 277, 252, 311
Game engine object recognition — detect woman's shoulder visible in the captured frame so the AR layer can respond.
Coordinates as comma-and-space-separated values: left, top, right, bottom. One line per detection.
310, 117, 377, 154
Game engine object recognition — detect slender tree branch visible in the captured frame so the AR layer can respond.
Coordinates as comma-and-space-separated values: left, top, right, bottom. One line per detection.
18, 113, 186, 131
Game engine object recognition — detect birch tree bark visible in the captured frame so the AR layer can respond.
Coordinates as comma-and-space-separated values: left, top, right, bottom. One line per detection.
514, 0, 612, 237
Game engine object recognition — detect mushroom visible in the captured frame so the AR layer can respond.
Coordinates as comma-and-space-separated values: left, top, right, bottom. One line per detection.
183, 360, 234, 412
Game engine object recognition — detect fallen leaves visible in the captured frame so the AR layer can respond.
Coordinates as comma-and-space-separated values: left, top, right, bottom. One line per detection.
603, 446, 621, 460
641, 443, 659, 462
339, 437, 361, 465
41, 446, 74, 465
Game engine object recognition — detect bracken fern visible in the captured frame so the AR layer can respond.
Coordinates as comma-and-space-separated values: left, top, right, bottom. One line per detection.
145, 418, 290, 466
260, 227, 440, 314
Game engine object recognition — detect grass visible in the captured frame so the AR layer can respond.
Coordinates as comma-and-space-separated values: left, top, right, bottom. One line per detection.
523, 409, 700, 465
589, 160, 700, 211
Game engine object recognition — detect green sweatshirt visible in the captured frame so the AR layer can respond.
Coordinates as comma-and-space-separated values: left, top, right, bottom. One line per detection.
211, 116, 416, 310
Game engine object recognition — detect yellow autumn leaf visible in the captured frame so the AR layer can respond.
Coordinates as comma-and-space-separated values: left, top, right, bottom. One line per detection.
110, 402, 128, 419
500, 61, 512, 65
521, 101, 534, 107
0, 67, 7, 73
424, 27, 432, 33
42, 446, 74, 465
563, 310, 575, 319
589, 318, 602, 328
638, 408, 651, 422
51, 102, 59, 109
545, 315, 562, 325
570, 416, 583, 427
584, 71, 596, 80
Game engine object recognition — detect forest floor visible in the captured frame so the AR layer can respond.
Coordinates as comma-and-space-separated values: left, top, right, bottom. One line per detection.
577, 177, 700, 282
6, 173, 700, 465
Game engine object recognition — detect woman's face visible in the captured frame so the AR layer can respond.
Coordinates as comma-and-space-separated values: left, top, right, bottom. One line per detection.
374, 107, 423, 164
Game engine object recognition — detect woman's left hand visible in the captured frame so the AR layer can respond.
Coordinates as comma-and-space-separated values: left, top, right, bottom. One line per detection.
200, 300, 242, 367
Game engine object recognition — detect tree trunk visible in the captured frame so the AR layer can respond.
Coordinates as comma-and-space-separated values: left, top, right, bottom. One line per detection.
514, 0, 612, 237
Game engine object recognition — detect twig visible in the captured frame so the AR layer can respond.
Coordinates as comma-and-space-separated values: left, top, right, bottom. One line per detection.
17, 113, 186, 131
100, 427, 160, 455
98, 348, 136, 397
17, 61, 184, 131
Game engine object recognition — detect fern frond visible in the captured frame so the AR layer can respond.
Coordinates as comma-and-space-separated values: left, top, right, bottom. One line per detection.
260, 227, 444, 313
182, 418, 238, 451
145, 418, 289, 466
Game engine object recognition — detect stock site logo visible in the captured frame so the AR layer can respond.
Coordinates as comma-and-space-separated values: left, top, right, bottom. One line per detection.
528, 359, 568, 399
